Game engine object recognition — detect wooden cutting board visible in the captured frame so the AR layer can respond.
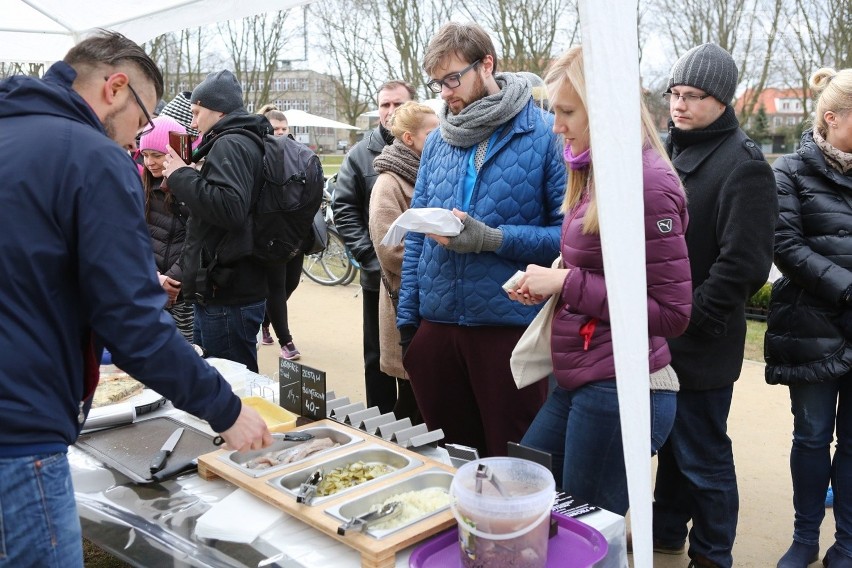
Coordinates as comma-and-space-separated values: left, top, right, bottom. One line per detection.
197, 419, 456, 568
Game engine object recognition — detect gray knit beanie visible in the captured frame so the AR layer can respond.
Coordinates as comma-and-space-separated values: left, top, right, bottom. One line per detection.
667, 43, 738, 105
190, 70, 243, 114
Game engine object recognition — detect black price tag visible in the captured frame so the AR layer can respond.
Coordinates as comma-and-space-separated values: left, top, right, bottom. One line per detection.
278, 358, 302, 415
300, 364, 326, 420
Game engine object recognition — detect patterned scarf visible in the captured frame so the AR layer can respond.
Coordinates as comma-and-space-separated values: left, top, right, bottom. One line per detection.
373, 139, 421, 186
439, 72, 531, 148
813, 128, 852, 174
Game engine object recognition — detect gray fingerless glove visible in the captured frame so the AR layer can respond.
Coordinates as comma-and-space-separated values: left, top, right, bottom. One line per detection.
446, 215, 503, 254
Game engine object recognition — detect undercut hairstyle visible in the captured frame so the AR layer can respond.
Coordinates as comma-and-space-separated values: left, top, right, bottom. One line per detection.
263, 109, 288, 123
423, 22, 498, 76
64, 30, 164, 100
378, 80, 416, 102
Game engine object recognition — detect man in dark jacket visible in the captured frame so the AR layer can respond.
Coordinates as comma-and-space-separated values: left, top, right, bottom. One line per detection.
651, 44, 778, 568
0, 32, 271, 567
334, 80, 414, 413
163, 71, 271, 372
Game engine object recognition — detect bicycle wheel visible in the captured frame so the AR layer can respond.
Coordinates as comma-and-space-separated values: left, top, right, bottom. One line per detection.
301, 229, 353, 286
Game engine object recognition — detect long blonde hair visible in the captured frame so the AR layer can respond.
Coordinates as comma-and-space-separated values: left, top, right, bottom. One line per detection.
545, 46, 679, 234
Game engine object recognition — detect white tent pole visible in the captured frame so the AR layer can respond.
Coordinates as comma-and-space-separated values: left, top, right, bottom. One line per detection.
577, 0, 651, 566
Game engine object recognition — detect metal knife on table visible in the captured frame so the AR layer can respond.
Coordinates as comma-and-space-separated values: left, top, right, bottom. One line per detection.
149, 427, 184, 473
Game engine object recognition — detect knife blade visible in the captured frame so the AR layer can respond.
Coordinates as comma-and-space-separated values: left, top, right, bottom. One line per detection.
149, 427, 184, 473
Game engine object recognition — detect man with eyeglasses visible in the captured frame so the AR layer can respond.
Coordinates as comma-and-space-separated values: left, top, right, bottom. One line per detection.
651, 43, 778, 568
396, 22, 565, 458
334, 80, 415, 415
0, 32, 271, 566
161, 70, 273, 373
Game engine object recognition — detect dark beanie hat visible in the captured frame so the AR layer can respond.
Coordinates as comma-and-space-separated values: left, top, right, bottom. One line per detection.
667, 43, 738, 105
190, 70, 243, 114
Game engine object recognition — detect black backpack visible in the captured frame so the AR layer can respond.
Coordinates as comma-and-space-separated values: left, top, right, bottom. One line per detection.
229, 131, 324, 265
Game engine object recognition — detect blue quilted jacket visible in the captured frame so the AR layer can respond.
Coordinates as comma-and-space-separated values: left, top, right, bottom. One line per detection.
397, 100, 566, 328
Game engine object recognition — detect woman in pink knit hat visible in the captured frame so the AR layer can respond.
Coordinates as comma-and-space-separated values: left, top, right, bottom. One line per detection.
139, 116, 194, 341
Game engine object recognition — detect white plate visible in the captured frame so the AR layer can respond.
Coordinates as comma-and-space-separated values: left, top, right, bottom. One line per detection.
127, 388, 167, 414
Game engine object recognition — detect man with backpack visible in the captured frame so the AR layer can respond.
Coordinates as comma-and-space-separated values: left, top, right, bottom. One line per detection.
163, 70, 270, 372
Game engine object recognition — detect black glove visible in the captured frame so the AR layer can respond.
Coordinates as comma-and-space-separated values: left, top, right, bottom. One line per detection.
445, 215, 503, 254
399, 325, 418, 358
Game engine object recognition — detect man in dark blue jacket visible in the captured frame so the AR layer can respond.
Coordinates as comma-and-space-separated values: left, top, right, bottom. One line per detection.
0, 32, 271, 567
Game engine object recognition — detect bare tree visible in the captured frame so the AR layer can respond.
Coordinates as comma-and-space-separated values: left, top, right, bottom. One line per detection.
220, 11, 292, 109
369, 0, 452, 98
647, 0, 782, 123
144, 28, 219, 102
458, 0, 570, 76
779, 0, 852, 118
311, 0, 381, 142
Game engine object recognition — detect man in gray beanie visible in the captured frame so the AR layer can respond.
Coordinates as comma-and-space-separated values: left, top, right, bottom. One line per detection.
652, 43, 778, 568
161, 70, 273, 373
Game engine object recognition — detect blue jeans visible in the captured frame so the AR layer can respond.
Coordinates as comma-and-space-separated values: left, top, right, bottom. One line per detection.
653, 385, 737, 568
788, 378, 852, 556
193, 300, 265, 372
520, 380, 676, 515
0, 453, 82, 567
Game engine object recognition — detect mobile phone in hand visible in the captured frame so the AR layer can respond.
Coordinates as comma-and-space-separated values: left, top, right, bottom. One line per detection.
168, 131, 197, 164
502, 270, 525, 293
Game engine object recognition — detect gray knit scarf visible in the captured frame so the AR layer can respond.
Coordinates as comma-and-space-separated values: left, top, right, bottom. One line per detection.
439, 72, 531, 148
373, 139, 421, 186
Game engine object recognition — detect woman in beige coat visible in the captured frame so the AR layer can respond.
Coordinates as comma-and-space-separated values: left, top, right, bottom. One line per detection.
369, 101, 439, 424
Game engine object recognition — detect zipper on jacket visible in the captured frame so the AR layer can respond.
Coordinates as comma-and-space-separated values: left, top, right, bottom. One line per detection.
579, 318, 598, 351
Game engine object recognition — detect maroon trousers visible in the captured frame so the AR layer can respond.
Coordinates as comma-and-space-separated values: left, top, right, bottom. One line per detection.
403, 320, 548, 457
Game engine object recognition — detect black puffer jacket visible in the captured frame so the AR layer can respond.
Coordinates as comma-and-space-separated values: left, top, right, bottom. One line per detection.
765, 130, 852, 385
147, 180, 188, 282
334, 126, 389, 291
169, 111, 270, 305
666, 108, 778, 390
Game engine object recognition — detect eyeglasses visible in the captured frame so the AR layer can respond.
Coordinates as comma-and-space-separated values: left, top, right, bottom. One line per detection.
126, 82, 156, 137
662, 92, 711, 104
427, 60, 481, 94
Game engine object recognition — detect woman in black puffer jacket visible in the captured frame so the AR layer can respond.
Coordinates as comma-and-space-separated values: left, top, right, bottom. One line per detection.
139, 116, 194, 342
765, 67, 852, 568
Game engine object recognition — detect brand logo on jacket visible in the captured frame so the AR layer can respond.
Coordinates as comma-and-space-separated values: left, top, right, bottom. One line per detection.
657, 218, 673, 233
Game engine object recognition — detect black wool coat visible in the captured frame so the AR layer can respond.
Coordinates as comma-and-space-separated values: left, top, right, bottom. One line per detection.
666, 115, 778, 390
765, 130, 852, 385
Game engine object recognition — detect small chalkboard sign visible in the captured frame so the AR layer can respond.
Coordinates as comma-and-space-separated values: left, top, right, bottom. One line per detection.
300, 364, 326, 421
278, 358, 302, 415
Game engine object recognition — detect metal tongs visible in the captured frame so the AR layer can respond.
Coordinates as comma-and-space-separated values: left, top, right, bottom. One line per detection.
295, 467, 323, 504
213, 430, 313, 447
337, 501, 402, 535
475, 463, 510, 497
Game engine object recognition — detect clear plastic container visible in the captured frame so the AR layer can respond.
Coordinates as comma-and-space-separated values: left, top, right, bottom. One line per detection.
450, 457, 555, 568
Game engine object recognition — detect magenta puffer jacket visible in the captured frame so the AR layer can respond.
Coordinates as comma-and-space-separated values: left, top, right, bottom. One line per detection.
551, 146, 692, 390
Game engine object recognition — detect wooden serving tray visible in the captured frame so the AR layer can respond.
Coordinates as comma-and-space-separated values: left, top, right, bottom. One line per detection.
197, 419, 456, 568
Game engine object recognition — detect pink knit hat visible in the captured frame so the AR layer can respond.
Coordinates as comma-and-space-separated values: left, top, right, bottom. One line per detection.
139, 116, 187, 154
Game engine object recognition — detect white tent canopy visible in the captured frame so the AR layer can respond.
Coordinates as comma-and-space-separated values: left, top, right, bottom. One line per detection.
283, 109, 359, 130
1, 0, 314, 63
2, 3, 656, 565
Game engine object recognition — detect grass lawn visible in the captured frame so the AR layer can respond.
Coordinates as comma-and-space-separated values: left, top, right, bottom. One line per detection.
744, 319, 767, 362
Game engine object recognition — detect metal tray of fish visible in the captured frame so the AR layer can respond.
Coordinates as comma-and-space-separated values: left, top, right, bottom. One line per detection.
267, 444, 422, 506
324, 469, 453, 539
218, 426, 363, 478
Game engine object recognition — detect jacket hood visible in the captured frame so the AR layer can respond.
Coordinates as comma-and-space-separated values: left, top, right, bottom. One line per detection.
798, 129, 852, 192
204, 110, 271, 142
0, 62, 105, 136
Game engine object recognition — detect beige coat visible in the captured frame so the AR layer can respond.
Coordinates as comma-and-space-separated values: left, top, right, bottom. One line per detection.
368, 171, 414, 379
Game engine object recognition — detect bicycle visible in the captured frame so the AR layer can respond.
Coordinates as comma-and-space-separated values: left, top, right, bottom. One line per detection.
301, 179, 361, 286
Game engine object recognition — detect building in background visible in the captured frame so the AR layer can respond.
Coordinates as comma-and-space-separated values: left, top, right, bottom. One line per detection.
174, 68, 348, 152
736, 88, 808, 154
